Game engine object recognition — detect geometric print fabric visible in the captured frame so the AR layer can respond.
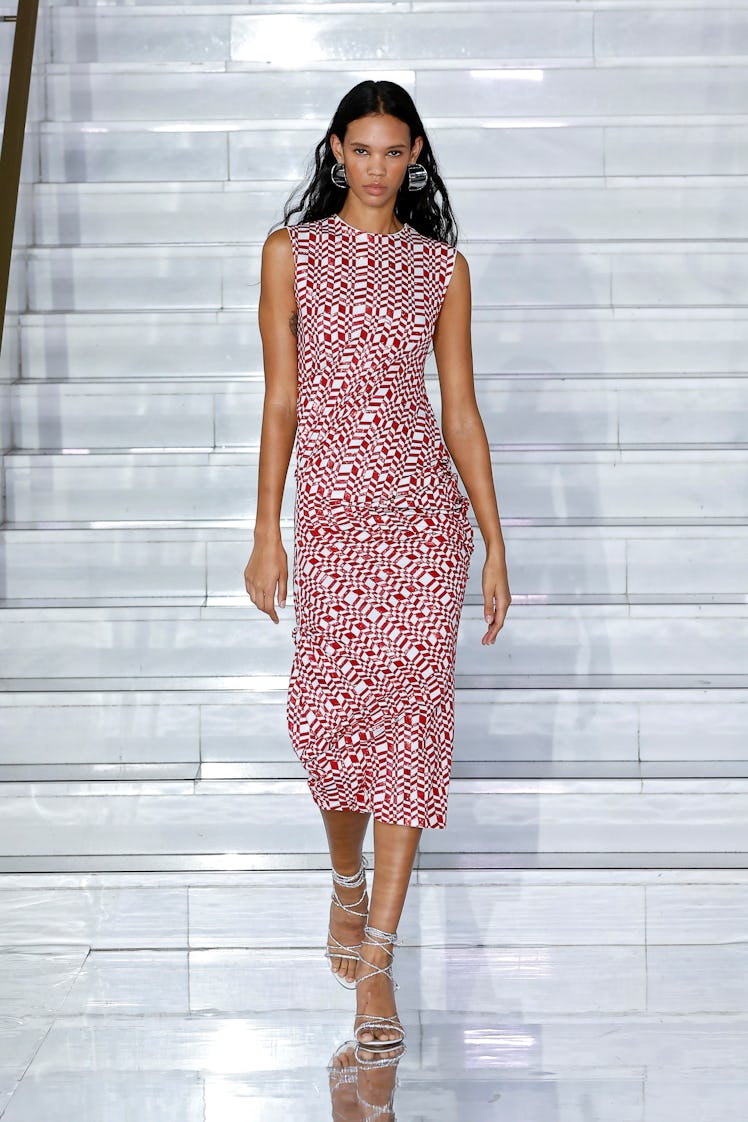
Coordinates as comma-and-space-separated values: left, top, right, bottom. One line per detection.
285, 212, 475, 829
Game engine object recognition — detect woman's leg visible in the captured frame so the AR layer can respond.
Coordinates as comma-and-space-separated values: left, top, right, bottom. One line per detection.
321, 808, 371, 984
355, 819, 422, 1045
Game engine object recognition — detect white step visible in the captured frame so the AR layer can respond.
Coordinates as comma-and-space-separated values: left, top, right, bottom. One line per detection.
32, 180, 748, 246
17, 309, 748, 381
1, 778, 747, 871
44, 65, 748, 122
10, 376, 748, 451
5, 449, 748, 523
1, 603, 747, 680
416, 64, 748, 120
44, 7, 748, 67
23, 241, 748, 313
4, 867, 748, 950
38, 118, 748, 182
1, 686, 747, 779
48, 7, 595, 66
2, 523, 746, 602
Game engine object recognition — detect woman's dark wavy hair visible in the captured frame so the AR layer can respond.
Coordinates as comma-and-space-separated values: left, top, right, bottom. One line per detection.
276, 80, 458, 246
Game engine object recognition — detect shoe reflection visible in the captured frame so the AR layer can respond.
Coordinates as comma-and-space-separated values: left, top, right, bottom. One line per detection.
328, 1038, 404, 1121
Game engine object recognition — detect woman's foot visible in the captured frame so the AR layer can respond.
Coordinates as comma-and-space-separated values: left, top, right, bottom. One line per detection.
356, 1044, 402, 1121
353, 927, 404, 1051
328, 1040, 360, 1122
327, 858, 369, 986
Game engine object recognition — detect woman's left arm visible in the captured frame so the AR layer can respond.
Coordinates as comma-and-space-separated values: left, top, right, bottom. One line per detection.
433, 251, 511, 642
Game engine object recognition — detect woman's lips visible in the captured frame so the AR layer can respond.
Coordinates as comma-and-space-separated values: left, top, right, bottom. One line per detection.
364, 185, 386, 194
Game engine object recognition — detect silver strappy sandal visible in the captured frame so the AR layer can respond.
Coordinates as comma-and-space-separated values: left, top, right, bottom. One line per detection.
325, 855, 369, 989
327, 1039, 360, 1122
357, 1081, 400, 1121
353, 923, 406, 1064
327, 1038, 359, 1086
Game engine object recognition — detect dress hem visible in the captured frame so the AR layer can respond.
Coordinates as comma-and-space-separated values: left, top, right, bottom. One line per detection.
305, 785, 449, 831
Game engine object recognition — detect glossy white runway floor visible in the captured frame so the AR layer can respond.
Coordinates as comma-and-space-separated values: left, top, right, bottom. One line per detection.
1, 868, 747, 1121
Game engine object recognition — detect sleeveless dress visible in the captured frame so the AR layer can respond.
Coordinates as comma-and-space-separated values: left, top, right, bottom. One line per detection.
285, 211, 475, 830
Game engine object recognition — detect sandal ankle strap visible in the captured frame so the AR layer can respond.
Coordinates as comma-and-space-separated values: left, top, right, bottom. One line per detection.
363, 923, 398, 947
331, 854, 369, 889
357, 924, 400, 990
331, 882, 368, 915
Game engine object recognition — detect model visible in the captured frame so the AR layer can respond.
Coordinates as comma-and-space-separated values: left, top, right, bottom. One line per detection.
244, 79, 511, 1071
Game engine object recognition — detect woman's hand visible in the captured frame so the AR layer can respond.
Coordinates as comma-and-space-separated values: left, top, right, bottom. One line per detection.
481, 551, 511, 645
244, 537, 288, 625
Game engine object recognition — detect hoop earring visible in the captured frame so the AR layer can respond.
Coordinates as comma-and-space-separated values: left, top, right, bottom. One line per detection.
407, 163, 428, 192
330, 162, 349, 189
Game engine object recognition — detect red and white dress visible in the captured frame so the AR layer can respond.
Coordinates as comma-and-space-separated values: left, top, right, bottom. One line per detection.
285, 211, 474, 829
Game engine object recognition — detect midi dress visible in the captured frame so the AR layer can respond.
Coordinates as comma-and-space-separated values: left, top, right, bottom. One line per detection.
285, 211, 475, 830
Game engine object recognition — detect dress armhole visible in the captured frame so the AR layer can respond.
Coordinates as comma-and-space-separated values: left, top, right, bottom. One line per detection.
434, 245, 459, 323
284, 224, 301, 309
443, 245, 459, 291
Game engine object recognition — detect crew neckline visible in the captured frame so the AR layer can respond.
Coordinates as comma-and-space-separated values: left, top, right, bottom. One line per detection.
332, 212, 408, 238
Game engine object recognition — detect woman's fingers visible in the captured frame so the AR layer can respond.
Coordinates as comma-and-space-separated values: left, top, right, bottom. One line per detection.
482, 587, 511, 645
244, 572, 285, 624
261, 587, 280, 624
244, 542, 289, 625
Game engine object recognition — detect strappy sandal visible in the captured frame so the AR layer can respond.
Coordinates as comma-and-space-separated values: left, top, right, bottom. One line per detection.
325, 855, 369, 989
328, 1038, 359, 1086
356, 1038, 403, 1120
353, 923, 406, 1064
357, 1080, 400, 1121
327, 1039, 359, 1121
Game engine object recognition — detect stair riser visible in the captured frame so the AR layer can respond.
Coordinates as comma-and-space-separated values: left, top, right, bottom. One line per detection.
39, 121, 748, 181
2, 874, 747, 951
2, 533, 747, 598
1, 614, 746, 677
45, 8, 748, 67
1, 788, 747, 865
1, 692, 747, 768
44, 67, 748, 122
6, 457, 747, 521
19, 315, 748, 378
25, 246, 748, 312
11, 380, 748, 449
33, 183, 748, 245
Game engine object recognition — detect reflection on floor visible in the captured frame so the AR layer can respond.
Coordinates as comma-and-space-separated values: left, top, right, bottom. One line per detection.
1, 869, 747, 1120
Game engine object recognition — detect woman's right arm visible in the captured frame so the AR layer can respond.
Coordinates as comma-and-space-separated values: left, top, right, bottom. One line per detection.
243, 227, 298, 624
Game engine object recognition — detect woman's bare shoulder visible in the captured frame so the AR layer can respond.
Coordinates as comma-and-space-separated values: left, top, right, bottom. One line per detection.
262, 226, 294, 260
443, 248, 470, 293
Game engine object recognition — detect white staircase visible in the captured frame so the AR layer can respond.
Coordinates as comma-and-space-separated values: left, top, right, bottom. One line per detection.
2, 0, 748, 870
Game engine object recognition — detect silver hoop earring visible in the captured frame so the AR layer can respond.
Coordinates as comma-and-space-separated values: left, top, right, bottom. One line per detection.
407, 163, 428, 192
330, 162, 349, 189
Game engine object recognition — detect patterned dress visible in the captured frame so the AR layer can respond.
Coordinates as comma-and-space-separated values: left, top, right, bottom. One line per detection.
285, 211, 474, 829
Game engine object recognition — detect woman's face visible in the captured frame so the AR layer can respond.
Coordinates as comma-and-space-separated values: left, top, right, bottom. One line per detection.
331, 113, 423, 207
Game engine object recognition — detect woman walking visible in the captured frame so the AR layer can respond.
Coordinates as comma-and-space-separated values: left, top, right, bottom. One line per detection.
244, 79, 510, 1072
